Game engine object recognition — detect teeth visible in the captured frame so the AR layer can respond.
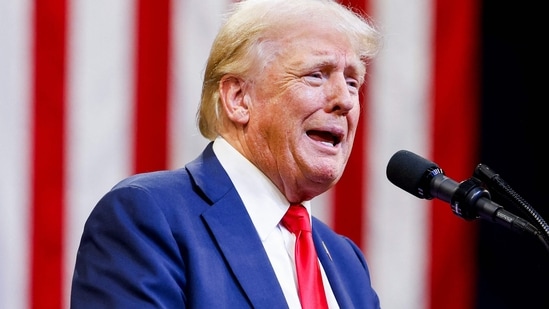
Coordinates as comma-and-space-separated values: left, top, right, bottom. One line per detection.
320, 141, 335, 147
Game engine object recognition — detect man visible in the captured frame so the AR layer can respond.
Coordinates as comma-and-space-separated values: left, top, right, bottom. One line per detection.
71, 0, 382, 308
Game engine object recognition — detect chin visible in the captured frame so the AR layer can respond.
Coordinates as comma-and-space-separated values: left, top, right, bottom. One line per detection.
311, 168, 342, 185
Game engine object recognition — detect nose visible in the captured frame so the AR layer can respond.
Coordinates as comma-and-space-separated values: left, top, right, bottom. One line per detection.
325, 74, 356, 115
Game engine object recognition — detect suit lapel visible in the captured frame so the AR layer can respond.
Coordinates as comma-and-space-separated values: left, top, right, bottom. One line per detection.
203, 199, 288, 308
187, 143, 288, 308
313, 224, 353, 308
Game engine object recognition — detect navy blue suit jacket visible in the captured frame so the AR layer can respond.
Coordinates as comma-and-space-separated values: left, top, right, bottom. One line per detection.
71, 142, 380, 308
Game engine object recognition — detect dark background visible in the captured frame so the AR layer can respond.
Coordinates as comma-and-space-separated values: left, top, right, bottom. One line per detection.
478, 1, 548, 308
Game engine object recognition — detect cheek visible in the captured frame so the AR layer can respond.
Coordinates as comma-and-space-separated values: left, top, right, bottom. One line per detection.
348, 107, 361, 130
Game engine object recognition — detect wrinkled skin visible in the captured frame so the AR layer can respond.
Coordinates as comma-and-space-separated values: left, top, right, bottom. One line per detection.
219, 22, 366, 203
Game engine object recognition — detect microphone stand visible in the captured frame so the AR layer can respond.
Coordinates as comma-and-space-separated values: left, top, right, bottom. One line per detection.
473, 163, 549, 253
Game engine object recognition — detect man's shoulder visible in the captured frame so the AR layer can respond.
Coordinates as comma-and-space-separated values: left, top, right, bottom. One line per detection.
113, 168, 188, 190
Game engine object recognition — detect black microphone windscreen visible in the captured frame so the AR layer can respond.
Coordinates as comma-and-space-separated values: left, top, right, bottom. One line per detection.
386, 150, 440, 198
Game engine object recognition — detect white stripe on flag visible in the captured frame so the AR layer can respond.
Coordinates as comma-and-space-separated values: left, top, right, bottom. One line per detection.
65, 0, 136, 305
0, 1, 32, 308
169, 0, 228, 168
367, 0, 433, 308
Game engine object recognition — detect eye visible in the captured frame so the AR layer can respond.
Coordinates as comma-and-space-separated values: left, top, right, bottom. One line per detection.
303, 71, 325, 85
346, 78, 359, 89
309, 72, 323, 79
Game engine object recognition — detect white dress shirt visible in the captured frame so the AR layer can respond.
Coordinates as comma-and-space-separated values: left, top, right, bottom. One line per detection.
213, 136, 339, 309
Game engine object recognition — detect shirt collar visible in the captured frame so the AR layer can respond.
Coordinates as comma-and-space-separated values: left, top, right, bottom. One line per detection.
212, 137, 312, 240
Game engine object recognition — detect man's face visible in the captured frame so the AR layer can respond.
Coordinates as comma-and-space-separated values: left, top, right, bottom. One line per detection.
243, 24, 366, 202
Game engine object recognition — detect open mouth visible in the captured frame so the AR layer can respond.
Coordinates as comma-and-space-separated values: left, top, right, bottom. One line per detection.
306, 130, 342, 147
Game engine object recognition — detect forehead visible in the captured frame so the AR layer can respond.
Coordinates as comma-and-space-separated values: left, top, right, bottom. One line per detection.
268, 24, 366, 75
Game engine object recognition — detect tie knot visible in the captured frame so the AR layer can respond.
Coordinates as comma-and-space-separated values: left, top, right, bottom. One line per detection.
281, 204, 311, 234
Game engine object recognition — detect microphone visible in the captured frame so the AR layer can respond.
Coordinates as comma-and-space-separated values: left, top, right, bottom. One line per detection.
386, 149, 540, 235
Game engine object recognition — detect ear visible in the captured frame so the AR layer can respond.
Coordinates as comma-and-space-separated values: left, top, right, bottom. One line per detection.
219, 75, 250, 125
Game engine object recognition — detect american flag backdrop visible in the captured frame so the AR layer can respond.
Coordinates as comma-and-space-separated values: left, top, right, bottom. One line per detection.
1, 0, 548, 309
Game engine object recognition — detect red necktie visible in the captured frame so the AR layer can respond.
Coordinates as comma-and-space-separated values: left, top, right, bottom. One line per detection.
281, 204, 329, 309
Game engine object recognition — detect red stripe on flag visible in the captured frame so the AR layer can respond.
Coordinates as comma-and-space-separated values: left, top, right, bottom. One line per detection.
332, 0, 371, 249
430, 0, 480, 308
30, 0, 67, 307
333, 91, 367, 247
133, 0, 171, 173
